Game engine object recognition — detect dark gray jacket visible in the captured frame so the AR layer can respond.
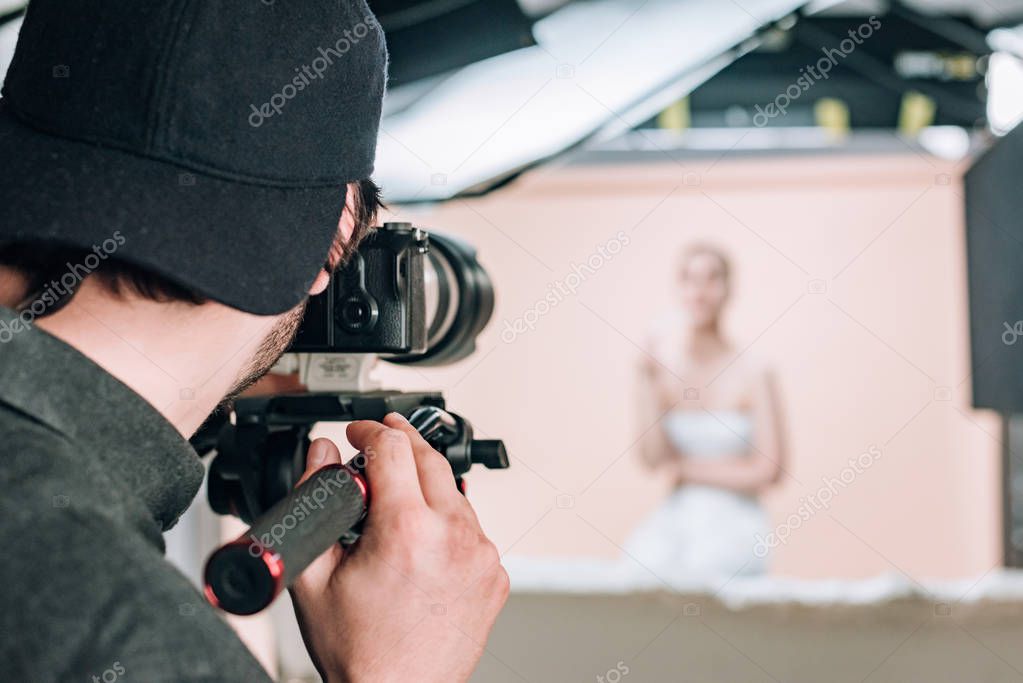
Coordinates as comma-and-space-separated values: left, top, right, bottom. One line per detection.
0, 308, 273, 682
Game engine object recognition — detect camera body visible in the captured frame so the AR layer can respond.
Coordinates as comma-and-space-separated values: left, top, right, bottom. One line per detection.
292, 222, 429, 355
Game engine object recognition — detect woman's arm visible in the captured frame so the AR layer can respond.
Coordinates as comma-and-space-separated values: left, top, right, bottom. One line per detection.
636, 355, 680, 469
671, 369, 787, 495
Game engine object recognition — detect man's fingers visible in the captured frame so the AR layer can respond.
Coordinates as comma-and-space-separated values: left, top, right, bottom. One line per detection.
291, 542, 344, 597
346, 420, 425, 511
291, 438, 346, 593
297, 438, 342, 486
243, 371, 306, 397
381, 413, 466, 510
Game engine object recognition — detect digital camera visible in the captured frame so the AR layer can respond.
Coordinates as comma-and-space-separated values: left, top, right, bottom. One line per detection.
291, 221, 493, 365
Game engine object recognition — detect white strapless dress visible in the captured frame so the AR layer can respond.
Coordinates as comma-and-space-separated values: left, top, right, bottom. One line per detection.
620, 410, 769, 580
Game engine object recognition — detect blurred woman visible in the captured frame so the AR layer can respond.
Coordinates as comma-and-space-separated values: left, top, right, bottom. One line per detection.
626, 244, 787, 580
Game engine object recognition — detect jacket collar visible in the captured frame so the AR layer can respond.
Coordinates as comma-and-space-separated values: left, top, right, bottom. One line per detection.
0, 306, 204, 531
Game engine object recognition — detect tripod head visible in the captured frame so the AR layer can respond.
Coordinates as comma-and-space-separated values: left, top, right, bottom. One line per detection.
205, 386, 508, 529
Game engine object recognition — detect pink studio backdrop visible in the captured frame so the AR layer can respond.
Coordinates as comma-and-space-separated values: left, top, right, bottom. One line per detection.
371, 150, 1001, 580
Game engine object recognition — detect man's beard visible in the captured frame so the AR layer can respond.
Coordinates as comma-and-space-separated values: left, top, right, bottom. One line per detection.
221, 298, 308, 404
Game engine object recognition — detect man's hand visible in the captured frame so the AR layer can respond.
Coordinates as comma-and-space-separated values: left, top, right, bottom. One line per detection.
289, 413, 509, 683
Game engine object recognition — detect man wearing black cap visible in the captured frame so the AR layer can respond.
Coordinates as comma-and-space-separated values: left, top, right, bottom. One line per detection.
0, 1, 508, 682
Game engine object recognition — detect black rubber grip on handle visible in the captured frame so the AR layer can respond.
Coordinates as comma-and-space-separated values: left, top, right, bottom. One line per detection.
204, 464, 368, 615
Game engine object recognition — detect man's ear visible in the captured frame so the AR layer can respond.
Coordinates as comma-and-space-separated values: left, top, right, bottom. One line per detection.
309, 268, 330, 296
310, 186, 358, 296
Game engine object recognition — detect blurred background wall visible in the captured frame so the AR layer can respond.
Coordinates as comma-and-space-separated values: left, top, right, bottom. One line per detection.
373, 150, 1001, 580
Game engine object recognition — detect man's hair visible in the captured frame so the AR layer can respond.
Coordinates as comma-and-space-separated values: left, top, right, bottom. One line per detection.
331, 178, 383, 270
0, 179, 382, 313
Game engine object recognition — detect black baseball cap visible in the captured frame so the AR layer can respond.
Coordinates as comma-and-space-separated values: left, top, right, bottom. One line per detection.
0, 0, 387, 315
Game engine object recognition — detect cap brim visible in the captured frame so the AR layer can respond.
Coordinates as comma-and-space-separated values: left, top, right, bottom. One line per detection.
0, 103, 343, 316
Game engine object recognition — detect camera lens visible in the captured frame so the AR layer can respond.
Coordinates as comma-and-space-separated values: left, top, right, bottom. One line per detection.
387, 232, 494, 366
337, 294, 378, 334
